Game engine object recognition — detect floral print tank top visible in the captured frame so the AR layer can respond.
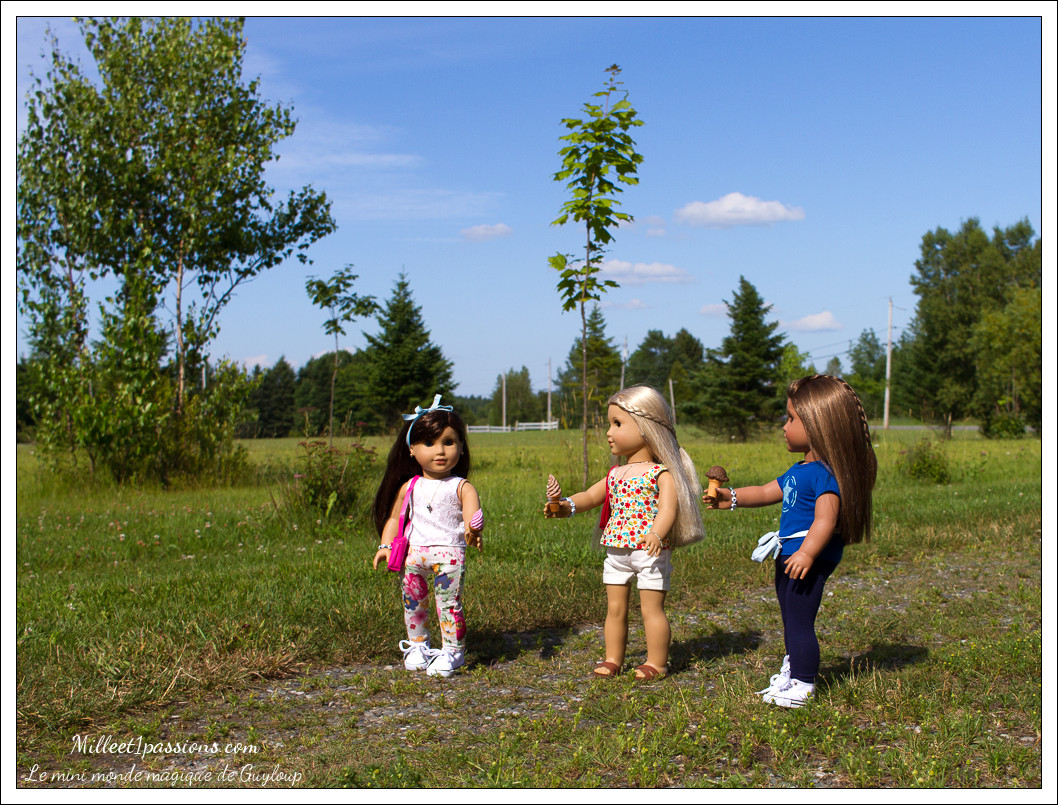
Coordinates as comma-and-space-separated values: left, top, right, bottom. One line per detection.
601, 464, 670, 549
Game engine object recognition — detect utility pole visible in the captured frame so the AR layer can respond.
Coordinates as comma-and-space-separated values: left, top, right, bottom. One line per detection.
884, 296, 893, 430
547, 358, 552, 425
620, 337, 628, 389
502, 372, 507, 430
669, 378, 677, 426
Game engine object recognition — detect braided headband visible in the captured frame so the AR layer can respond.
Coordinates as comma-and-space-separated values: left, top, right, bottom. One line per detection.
403, 394, 453, 446
612, 398, 676, 435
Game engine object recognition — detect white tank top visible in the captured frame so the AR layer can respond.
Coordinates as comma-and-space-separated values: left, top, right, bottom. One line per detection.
407, 476, 465, 547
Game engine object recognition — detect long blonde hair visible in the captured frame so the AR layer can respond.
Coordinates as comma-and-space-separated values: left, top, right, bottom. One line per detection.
787, 375, 877, 544
607, 386, 705, 548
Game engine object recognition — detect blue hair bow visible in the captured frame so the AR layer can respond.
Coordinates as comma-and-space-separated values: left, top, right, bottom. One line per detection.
403, 394, 453, 446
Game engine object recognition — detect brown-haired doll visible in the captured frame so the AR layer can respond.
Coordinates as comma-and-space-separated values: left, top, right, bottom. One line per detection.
704, 375, 877, 707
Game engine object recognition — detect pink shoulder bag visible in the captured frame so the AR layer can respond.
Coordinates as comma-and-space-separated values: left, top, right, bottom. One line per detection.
386, 475, 420, 573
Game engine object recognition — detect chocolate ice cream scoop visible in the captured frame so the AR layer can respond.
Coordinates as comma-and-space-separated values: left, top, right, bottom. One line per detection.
704, 465, 729, 500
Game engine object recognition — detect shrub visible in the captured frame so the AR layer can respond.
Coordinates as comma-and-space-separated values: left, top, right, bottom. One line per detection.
282, 438, 378, 522
980, 411, 1026, 439
905, 437, 952, 484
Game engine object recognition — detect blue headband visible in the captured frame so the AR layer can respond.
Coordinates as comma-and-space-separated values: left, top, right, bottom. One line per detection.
403, 394, 454, 446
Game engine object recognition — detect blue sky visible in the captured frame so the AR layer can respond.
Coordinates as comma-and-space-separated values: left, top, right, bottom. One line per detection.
11, 10, 1050, 399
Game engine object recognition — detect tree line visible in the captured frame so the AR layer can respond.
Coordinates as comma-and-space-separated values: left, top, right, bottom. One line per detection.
541, 217, 1041, 440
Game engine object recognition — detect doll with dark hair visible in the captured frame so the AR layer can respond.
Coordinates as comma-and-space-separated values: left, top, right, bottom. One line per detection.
372, 395, 482, 678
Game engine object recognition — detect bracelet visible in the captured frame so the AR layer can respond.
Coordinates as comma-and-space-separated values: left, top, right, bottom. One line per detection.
564, 497, 576, 517
378, 543, 390, 551
729, 488, 738, 510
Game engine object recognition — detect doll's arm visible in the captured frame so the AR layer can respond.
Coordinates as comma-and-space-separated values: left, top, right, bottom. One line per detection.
460, 480, 484, 550
783, 492, 839, 580
372, 480, 410, 569
544, 476, 608, 518
642, 470, 676, 557
706, 480, 782, 510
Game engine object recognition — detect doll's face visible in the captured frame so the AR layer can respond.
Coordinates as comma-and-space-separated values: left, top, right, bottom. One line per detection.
410, 426, 463, 479
783, 399, 812, 456
606, 405, 648, 459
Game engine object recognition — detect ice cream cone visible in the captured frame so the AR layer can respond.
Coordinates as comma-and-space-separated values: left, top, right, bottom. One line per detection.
546, 473, 562, 515
704, 465, 729, 503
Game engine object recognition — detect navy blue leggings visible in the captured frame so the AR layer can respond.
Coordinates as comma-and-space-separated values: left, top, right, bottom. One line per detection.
774, 557, 838, 684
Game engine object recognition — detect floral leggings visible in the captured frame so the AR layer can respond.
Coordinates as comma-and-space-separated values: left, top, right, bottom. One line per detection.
402, 545, 466, 651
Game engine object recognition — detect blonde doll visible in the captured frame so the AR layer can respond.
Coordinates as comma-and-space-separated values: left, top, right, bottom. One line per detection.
545, 386, 704, 680
704, 375, 877, 707
372, 395, 483, 678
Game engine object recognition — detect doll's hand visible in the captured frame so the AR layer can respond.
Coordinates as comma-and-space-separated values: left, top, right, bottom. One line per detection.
702, 487, 730, 509
372, 547, 390, 569
543, 499, 569, 518
641, 531, 663, 557
465, 528, 483, 550
783, 550, 814, 580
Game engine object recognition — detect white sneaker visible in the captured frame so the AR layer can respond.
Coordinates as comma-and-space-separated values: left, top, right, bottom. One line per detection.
755, 654, 791, 695
425, 647, 465, 678
399, 639, 431, 671
763, 678, 815, 708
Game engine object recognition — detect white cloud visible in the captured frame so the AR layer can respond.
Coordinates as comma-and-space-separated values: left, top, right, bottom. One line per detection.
699, 303, 727, 317
646, 228, 667, 238
675, 192, 806, 228
598, 259, 693, 285
461, 223, 512, 242
600, 298, 650, 310
241, 354, 270, 369
784, 311, 843, 332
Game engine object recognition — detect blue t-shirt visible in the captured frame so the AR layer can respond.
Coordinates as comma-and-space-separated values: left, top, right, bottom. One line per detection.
778, 460, 844, 564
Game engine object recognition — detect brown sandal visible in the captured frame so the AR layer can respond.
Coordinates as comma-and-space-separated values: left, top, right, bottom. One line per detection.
633, 663, 666, 681
592, 661, 621, 678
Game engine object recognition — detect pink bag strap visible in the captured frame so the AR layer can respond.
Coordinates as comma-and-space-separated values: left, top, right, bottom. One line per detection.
397, 475, 420, 537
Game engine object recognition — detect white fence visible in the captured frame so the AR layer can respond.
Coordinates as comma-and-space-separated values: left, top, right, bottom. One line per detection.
467, 421, 559, 433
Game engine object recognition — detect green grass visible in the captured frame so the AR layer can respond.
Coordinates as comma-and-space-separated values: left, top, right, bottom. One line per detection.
15, 428, 1042, 788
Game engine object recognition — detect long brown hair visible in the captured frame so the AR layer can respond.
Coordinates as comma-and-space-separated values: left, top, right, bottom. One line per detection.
372, 406, 471, 535
787, 375, 877, 544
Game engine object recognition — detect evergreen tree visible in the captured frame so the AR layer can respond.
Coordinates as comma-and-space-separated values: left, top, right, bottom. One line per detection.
253, 357, 296, 438
293, 350, 374, 436
450, 394, 490, 426
363, 274, 455, 429
625, 327, 704, 402
671, 328, 705, 372
625, 330, 673, 389
686, 276, 785, 440
555, 305, 622, 428
294, 353, 342, 437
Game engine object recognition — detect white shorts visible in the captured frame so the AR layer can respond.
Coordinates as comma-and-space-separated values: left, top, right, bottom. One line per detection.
602, 547, 673, 591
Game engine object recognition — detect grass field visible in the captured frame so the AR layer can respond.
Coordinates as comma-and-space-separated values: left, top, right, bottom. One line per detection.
14, 427, 1044, 788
